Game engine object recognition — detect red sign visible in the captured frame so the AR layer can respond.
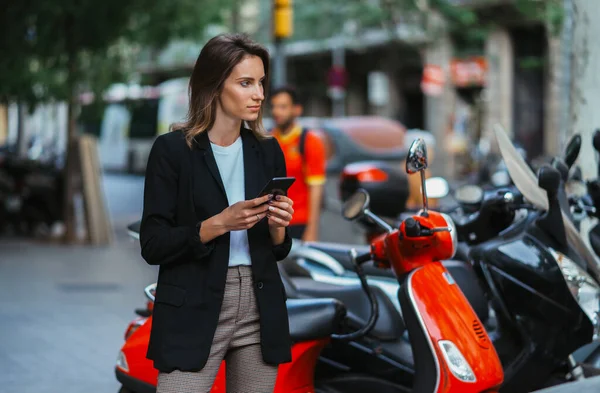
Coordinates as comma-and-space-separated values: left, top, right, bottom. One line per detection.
450, 57, 488, 87
421, 65, 445, 97
327, 66, 348, 88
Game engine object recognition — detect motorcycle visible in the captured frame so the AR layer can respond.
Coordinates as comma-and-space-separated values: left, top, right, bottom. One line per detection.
337, 133, 533, 239
115, 137, 505, 393
0, 152, 63, 237
278, 126, 600, 392
566, 129, 600, 259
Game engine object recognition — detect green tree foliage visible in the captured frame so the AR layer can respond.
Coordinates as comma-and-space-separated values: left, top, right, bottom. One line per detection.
0, 0, 233, 107
0, 0, 234, 240
284, 0, 564, 55
291, 0, 393, 40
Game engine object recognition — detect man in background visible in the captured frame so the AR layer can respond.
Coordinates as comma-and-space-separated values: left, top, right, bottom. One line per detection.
269, 86, 326, 241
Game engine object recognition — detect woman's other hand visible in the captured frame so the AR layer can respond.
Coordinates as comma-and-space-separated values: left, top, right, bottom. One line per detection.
267, 195, 294, 228
218, 195, 271, 231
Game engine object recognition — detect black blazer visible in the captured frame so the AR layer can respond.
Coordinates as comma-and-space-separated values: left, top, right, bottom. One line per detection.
139, 127, 293, 373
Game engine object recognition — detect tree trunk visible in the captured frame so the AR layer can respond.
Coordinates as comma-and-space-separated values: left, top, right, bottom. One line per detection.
0, 97, 8, 147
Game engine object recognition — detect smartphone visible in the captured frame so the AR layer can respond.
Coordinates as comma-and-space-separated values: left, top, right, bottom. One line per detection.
257, 177, 296, 199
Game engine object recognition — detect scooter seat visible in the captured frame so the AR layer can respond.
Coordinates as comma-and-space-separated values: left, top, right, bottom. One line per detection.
284, 243, 490, 326
303, 241, 396, 279
288, 276, 405, 341
287, 298, 346, 342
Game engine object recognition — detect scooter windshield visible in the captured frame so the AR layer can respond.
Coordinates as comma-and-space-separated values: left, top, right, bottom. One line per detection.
493, 124, 600, 283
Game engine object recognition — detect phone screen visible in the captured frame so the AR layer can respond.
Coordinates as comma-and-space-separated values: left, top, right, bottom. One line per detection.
257, 177, 296, 198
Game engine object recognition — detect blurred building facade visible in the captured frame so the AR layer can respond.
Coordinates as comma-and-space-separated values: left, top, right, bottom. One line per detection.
5, 0, 598, 181
88, 0, 597, 179
477, 0, 598, 183
239, 0, 570, 178
269, 0, 598, 178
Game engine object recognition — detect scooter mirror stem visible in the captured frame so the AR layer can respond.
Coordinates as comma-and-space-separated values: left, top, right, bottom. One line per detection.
364, 209, 394, 233
420, 171, 429, 216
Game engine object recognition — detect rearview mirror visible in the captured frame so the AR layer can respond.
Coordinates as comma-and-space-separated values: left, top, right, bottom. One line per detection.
406, 138, 431, 214
406, 138, 428, 174
564, 134, 581, 170
491, 170, 511, 187
342, 189, 370, 221
455, 185, 484, 205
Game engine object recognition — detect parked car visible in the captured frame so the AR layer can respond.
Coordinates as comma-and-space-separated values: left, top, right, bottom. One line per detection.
263, 116, 433, 173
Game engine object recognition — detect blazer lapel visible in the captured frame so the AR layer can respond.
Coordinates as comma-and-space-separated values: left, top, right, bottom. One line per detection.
193, 131, 227, 200
241, 128, 262, 201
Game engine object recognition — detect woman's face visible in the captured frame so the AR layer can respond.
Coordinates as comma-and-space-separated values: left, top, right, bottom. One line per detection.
218, 55, 265, 122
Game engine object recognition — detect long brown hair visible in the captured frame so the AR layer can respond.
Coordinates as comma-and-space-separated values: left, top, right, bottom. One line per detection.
173, 33, 271, 148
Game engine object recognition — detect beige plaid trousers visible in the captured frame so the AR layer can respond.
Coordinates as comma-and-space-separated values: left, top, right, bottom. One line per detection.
157, 265, 278, 393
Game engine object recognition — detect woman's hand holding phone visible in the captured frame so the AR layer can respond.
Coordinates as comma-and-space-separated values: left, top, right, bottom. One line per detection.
218, 195, 271, 231
266, 195, 294, 228
200, 185, 294, 245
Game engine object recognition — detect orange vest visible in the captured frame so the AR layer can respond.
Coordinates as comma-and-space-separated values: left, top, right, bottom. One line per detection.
272, 125, 326, 225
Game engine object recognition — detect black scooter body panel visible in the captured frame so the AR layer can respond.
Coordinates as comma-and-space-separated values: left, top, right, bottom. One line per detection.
470, 228, 594, 392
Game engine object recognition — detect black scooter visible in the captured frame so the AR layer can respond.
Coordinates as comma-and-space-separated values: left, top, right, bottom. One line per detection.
570, 130, 600, 258
280, 127, 600, 392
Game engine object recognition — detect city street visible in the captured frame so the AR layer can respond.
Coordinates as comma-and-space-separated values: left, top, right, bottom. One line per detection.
3, 0, 600, 391
0, 173, 363, 393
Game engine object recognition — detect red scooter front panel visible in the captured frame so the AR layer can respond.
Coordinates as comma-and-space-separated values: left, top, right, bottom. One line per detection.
406, 262, 503, 393
118, 317, 328, 392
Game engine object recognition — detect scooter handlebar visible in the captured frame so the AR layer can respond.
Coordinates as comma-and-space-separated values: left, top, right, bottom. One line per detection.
452, 187, 530, 244
354, 250, 372, 265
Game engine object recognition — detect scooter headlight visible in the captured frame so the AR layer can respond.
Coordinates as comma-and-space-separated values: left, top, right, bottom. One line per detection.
549, 249, 600, 339
438, 340, 476, 383
116, 351, 129, 372
441, 213, 458, 259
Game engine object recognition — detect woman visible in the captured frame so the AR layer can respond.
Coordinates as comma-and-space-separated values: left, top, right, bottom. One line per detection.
140, 33, 294, 393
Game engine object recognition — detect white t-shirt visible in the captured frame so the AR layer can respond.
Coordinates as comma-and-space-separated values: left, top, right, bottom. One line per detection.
211, 136, 251, 266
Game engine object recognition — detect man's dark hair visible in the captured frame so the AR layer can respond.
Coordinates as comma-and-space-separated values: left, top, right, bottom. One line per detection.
270, 85, 301, 105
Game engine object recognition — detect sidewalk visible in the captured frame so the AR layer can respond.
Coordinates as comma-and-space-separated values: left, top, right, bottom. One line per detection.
0, 235, 157, 393
0, 173, 155, 393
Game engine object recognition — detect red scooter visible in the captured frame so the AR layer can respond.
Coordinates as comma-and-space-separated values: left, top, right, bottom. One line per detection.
115, 138, 503, 393
116, 290, 356, 393
338, 138, 503, 392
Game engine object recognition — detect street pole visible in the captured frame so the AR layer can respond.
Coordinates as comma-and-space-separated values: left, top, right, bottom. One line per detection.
560, 0, 574, 150
332, 42, 346, 117
272, 0, 292, 88
273, 38, 286, 88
